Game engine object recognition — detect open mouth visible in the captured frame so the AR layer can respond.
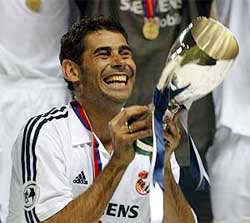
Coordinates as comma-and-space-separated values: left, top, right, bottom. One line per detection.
104, 74, 128, 86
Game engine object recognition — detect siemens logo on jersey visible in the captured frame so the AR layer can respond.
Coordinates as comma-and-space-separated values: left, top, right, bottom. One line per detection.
120, 0, 182, 27
105, 203, 139, 218
120, 0, 182, 14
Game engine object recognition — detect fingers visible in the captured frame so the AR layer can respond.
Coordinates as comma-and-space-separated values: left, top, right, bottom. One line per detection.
109, 105, 152, 165
163, 112, 181, 150
172, 109, 181, 124
116, 105, 149, 126
164, 109, 181, 132
126, 128, 153, 143
109, 105, 152, 146
128, 115, 152, 133
109, 106, 150, 133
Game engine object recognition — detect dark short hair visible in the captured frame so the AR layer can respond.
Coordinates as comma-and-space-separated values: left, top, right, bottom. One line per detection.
59, 16, 128, 91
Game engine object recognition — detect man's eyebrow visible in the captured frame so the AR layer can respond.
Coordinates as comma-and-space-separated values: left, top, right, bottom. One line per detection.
93, 46, 111, 55
93, 45, 133, 54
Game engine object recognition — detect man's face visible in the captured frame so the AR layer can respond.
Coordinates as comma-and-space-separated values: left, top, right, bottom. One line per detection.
79, 30, 136, 104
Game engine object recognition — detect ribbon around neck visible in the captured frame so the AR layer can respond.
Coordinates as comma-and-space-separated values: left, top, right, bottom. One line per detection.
71, 101, 102, 178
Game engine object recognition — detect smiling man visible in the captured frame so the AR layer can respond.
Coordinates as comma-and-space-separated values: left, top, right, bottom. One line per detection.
7, 16, 195, 223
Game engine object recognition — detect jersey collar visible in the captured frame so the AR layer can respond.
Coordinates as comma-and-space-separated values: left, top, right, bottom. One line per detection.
68, 103, 92, 146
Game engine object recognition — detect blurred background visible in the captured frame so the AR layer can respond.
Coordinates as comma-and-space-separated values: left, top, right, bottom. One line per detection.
1, 1, 249, 223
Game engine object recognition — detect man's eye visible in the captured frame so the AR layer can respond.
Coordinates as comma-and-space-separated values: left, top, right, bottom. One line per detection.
120, 50, 132, 56
97, 51, 110, 57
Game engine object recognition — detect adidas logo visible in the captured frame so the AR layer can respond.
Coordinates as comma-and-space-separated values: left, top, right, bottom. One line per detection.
73, 171, 88, 184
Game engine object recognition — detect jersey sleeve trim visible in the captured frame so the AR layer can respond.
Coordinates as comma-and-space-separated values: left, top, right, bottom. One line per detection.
21, 106, 68, 222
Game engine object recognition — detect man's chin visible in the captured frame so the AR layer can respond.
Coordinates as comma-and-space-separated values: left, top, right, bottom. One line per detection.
106, 95, 130, 105
110, 97, 128, 105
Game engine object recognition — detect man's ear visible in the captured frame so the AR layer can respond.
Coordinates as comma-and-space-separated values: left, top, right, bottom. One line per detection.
61, 59, 81, 83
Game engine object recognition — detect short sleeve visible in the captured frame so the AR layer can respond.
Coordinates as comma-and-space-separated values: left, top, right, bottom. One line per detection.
19, 125, 72, 222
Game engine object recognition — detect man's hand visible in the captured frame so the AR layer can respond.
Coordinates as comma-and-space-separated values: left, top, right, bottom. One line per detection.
163, 111, 181, 161
109, 105, 152, 165
163, 112, 181, 154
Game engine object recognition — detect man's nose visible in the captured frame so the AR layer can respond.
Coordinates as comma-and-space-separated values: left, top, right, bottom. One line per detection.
110, 54, 125, 69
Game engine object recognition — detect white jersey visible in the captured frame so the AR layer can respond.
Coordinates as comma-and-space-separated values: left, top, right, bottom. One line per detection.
206, 1, 250, 222
212, 0, 250, 136
7, 103, 180, 223
0, 1, 76, 221
0, 0, 73, 80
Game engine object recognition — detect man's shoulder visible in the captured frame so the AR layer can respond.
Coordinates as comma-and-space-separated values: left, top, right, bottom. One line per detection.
20, 105, 70, 140
27, 105, 69, 126
12, 104, 71, 160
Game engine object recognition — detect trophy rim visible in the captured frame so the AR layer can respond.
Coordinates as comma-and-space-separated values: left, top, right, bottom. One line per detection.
191, 16, 239, 60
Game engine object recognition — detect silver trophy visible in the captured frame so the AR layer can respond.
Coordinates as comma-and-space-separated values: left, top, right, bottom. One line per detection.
135, 17, 239, 190
152, 16, 239, 189
158, 16, 239, 108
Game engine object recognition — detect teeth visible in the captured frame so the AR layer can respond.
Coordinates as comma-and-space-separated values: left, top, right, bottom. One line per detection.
109, 82, 126, 86
105, 75, 127, 84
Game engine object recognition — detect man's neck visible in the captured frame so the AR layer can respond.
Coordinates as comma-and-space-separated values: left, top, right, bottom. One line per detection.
76, 98, 123, 153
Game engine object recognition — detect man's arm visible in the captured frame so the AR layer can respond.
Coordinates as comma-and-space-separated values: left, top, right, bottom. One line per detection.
43, 155, 128, 223
42, 105, 152, 223
162, 114, 195, 223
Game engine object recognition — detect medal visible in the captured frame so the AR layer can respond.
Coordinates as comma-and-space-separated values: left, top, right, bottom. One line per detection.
143, 18, 159, 40
26, 0, 42, 12
142, 0, 159, 40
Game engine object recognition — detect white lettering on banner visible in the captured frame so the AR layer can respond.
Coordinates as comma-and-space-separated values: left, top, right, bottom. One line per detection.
169, 0, 182, 9
120, 0, 143, 14
120, 0, 182, 26
120, 0, 182, 14
158, 0, 171, 12
160, 13, 182, 27
120, 0, 130, 10
158, 0, 182, 12
131, 0, 144, 14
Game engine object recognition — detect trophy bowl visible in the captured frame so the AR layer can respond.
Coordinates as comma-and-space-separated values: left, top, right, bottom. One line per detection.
158, 16, 239, 106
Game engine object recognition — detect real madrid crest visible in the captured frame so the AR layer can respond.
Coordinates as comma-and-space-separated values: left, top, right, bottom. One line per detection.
135, 170, 150, 195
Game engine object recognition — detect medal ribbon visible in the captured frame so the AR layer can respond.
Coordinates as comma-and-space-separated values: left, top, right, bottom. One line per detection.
142, 0, 157, 18
71, 101, 102, 178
